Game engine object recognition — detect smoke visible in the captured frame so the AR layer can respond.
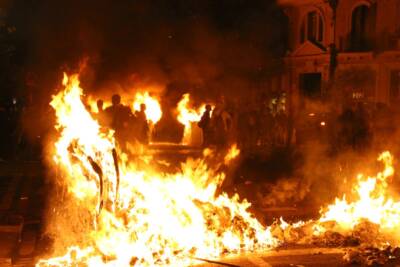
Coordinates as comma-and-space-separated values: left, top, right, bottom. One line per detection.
6, 0, 400, 224
7, 0, 287, 92
5, 0, 288, 144
259, 92, 400, 210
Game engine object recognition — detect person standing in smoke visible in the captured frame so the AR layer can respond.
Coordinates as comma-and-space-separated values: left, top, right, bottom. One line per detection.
337, 104, 355, 151
353, 102, 371, 151
104, 94, 133, 147
212, 97, 232, 148
135, 103, 149, 144
198, 104, 213, 147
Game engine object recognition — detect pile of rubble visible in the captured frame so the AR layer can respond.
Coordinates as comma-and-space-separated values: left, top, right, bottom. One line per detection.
343, 246, 400, 266
271, 220, 367, 246
271, 219, 400, 265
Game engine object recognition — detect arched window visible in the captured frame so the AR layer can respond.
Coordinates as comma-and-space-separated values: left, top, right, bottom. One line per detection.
350, 4, 375, 51
300, 11, 324, 44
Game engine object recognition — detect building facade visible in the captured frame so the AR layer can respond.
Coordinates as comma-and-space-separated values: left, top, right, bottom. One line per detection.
278, 0, 400, 111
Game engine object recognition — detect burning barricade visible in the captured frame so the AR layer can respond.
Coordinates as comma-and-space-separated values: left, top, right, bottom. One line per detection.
37, 74, 278, 267
36, 73, 400, 266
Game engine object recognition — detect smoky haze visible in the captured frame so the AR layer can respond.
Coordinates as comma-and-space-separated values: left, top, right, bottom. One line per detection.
6, 0, 400, 220
5, 0, 288, 145
7, 0, 288, 96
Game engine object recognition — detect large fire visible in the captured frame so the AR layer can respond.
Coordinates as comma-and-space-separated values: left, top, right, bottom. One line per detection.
133, 92, 162, 125
37, 73, 400, 266
273, 151, 400, 248
87, 91, 162, 125
37, 74, 278, 266
314, 151, 400, 241
176, 94, 209, 145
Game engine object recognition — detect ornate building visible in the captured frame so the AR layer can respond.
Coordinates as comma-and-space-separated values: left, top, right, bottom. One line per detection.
278, 0, 400, 110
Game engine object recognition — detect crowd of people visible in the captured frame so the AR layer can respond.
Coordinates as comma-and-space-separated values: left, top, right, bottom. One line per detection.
196, 94, 399, 155
294, 100, 399, 155
332, 101, 397, 153
197, 94, 290, 150
3, 87, 398, 161
198, 102, 233, 148
90, 93, 291, 151
335, 102, 371, 152
94, 94, 150, 148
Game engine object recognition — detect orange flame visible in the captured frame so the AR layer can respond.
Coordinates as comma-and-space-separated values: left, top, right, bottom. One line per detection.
133, 92, 162, 124
37, 74, 278, 267
275, 151, 400, 247
224, 144, 240, 165
316, 151, 399, 234
176, 94, 210, 145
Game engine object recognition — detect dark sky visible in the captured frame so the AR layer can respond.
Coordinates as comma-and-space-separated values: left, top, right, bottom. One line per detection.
6, 0, 288, 98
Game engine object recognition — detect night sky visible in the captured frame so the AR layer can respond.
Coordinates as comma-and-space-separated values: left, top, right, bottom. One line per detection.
5, 0, 288, 98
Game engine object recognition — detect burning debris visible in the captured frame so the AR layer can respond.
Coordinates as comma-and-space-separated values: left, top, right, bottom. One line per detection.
267, 150, 400, 265
343, 245, 400, 266
37, 73, 278, 266
35, 74, 400, 267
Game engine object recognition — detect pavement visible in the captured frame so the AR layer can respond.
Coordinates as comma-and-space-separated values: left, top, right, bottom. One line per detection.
194, 248, 346, 267
0, 245, 348, 267
0, 161, 43, 267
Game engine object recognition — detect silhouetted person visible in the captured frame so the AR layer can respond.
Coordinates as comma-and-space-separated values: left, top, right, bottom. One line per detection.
353, 102, 370, 151
135, 103, 149, 144
104, 94, 133, 146
337, 106, 356, 150
337, 103, 370, 152
212, 102, 232, 148
372, 103, 393, 146
198, 104, 213, 147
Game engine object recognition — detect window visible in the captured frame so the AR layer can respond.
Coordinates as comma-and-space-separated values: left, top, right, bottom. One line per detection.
299, 73, 322, 98
300, 11, 324, 44
350, 4, 375, 51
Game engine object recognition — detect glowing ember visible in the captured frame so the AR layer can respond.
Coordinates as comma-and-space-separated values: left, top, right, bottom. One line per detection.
37, 74, 278, 267
133, 92, 162, 124
176, 94, 210, 145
